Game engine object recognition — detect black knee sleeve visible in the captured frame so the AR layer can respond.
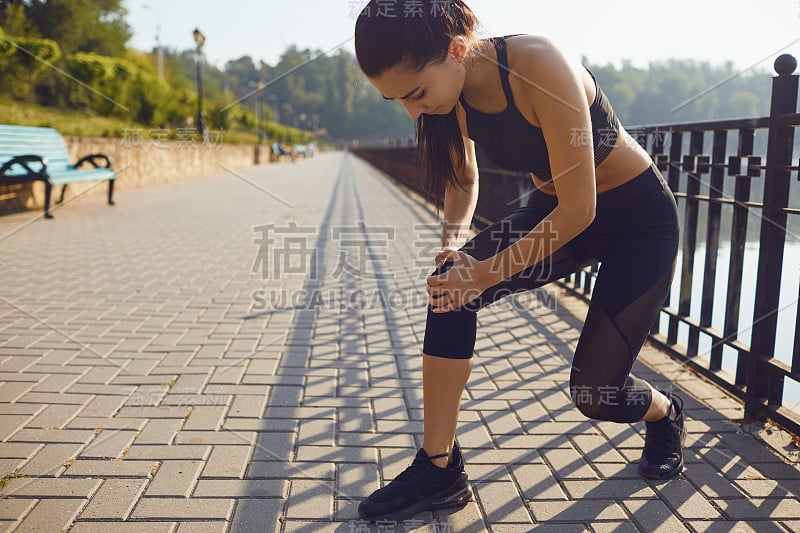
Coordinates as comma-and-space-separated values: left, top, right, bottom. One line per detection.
422, 304, 477, 359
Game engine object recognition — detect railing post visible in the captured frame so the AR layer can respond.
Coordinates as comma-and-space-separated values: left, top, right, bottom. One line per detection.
745, 54, 798, 422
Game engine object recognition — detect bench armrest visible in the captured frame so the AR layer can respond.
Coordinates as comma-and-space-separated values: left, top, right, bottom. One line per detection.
74, 154, 111, 169
0, 155, 47, 177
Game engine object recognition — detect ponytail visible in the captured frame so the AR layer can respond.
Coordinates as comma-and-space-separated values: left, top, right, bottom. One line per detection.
354, 0, 484, 210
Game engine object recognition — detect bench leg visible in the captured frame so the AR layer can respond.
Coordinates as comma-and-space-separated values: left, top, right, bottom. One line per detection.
108, 179, 115, 205
44, 180, 53, 219
56, 184, 68, 204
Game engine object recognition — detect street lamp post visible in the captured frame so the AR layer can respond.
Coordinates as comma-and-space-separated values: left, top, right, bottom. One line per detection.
282, 103, 293, 128
268, 94, 280, 124
250, 81, 266, 143
257, 82, 266, 143
193, 28, 206, 137
141, 3, 163, 80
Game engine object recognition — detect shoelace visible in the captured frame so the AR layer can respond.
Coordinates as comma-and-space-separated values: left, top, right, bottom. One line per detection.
393, 449, 455, 486
644, 413, 681, 457
393, 454, 436, 486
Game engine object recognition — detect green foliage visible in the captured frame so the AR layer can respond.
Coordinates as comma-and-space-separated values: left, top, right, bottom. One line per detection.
0, 2, 36, 37
24, 0, 130, 56
591, 59, 773, 127
0, 29, 61, 100
65, 51, 118, 84
0, 95, 138, 138
11, 34, 61, 68
0, 4, 780, 147
727, 91, 761, 119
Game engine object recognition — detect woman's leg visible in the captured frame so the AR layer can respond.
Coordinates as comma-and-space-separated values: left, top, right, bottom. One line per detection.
422, 355, 472, 468
564, 163, 684, 478
359, 199, 590, 521
568, 251, 677, 422
567, 247, 685, 479
421, 200, 592, 467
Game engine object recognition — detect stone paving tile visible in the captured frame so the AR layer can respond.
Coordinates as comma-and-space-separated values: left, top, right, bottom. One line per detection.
528, 498, 627, 521
130, 498, 235, 520
63, 459, 157, 477
79, 478, 149, 519
12, 498, 86, 532
146, 460, 204, 496
1, 152, 798, 532
135, 418, 184, 444
175, 522, 228, 533
16, 442, 83, 476
228, 499, 284, 533
713, 497, 800, 520
620, 498, 692, 532
71, 523, 179, 533
588, 522, 640, 533
687, 521, 788, 533
81, 429, 139, 459
284, 478, 336, 521
0, 498, 35, 520
192, 479, 287, 498
2, 476, 101, 497
123, 444, 211, 460
472, 481, 532, 523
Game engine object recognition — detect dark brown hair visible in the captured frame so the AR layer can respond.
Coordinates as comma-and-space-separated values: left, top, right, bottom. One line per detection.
354, 0, 483, 208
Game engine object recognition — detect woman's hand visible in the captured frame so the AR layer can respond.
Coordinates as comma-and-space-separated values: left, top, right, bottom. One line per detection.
426, 248, 496, 313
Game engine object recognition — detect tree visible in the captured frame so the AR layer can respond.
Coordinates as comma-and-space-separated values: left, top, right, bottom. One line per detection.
0, 1, 36, 36
25, 0, 131, 56
728, 91, 761, 119
12, 35, 61, 101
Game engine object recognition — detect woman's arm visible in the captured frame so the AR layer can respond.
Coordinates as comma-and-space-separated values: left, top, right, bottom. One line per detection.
478, 204, 590, 284
441, 136, 480, 250
428, 37, 599, 312
478, 36, 597, 285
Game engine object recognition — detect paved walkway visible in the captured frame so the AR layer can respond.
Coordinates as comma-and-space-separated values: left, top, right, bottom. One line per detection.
0, 151, 798, 532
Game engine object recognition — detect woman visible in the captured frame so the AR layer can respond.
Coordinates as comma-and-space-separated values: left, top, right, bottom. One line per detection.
354, 0, 687, 523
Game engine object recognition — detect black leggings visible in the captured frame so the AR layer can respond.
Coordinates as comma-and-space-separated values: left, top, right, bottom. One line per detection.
422, 162, 680, 423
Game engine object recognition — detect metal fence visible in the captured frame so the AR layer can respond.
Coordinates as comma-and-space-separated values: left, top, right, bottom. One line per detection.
351, 54, 800, 437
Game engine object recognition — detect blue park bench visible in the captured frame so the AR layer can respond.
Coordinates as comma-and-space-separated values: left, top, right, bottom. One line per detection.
271, 142, 296, 162
0, 125, 116, 218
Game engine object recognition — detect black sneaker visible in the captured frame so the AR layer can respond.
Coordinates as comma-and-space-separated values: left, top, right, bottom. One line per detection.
638, 390, 687, 480
358, 439, 473, 522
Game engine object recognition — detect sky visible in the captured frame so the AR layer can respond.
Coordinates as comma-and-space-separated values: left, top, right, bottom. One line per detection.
125, 0, 800, 75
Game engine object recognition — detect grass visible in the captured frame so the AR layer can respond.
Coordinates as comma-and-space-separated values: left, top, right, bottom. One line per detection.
0, 472, 29, 493
0, 97, 140, 137
0, 97, 315, 146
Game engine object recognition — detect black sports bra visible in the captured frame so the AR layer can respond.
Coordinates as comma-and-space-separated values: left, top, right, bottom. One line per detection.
459, 34, 621, 181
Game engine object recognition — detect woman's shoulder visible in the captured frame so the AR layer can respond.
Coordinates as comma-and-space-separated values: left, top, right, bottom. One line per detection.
503, 34, 570, 67
498, 33, 596, 127
502, 33, 588, 92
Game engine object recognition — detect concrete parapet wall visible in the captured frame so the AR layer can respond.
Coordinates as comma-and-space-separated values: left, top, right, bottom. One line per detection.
0, 136, 256, 215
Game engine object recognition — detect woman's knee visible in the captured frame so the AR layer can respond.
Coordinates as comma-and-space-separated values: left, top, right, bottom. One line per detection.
570, 384, 611, 420
569, 374, 624, 421
422, 305, 478, 359
569, 373, 652, 422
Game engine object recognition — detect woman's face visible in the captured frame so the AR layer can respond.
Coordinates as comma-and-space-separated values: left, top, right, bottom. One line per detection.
367, 40, 467, 121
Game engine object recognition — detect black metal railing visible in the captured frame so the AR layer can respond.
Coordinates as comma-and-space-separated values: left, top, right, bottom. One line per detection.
351, 54, 800, 437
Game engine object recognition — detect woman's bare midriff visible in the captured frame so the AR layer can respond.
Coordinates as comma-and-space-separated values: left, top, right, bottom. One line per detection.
530, 129, 654, 197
